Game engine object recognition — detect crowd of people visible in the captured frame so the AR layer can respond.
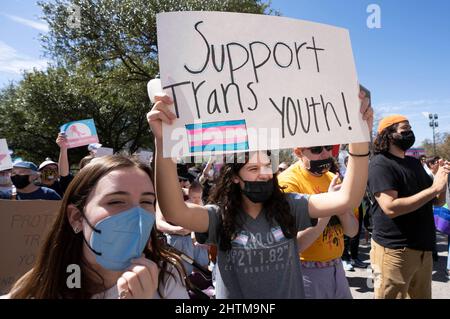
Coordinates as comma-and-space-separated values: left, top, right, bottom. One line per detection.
0, 87, 449, 299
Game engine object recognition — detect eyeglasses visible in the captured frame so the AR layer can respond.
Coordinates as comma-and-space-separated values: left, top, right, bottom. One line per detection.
308, 145, 333, 155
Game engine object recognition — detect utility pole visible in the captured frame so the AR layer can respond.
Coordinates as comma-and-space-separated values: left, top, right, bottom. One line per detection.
429, 113, 438, 155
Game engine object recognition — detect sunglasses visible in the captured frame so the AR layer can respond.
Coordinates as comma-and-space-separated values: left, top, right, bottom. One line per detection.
308, 145, 334, 155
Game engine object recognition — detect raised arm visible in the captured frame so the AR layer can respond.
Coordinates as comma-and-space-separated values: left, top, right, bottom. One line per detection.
148, 94, 209, 233
155, 206, 192, 236
308, 89, 373, 218
56, 133, 70, 177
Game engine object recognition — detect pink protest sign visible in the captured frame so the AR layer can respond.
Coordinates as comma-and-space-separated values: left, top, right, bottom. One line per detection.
60, 119, 99, 149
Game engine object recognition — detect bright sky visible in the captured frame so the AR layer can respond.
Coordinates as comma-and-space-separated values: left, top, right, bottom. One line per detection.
0, 0, 449, 147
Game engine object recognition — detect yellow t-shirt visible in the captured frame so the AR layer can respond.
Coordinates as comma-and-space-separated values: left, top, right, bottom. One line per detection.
278, 163, 344, 262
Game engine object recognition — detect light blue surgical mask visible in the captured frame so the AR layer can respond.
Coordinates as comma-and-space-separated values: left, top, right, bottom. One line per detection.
83, 206, 155, 271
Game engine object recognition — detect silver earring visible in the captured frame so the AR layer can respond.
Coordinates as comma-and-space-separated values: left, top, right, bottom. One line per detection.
74, 227, 80, 234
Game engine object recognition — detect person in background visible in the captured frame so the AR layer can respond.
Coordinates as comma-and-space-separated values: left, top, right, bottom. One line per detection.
37, 133, 74, 197
447, 178, 450, 280
278, 144, 359, 299
79, 155, 95, 170
188, 181, 204, 206
0, 161, 61, 200
0, 168, 12, 192
424, 156, 442, 262
341, 156, 369, 270
87, 143, 102, 156
419, 155, 427, 165
3, 155, 188, 299
338, 144, 349, 177
425, 156, 441, 178
199, 157, 216, 204
277, 162, 289, 176
421, 155, 433, 177
368, 114, 449, 299
156, 178, 209, 275
177, 164, 191, 201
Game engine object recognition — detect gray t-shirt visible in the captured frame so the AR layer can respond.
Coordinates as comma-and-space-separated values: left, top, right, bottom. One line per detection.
199, 193, 311, 299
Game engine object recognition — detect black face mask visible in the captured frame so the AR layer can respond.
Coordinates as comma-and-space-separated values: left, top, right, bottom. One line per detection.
11, 175, 31, 189
393, 130, 415, 151
240, 179, 274, 203
307, 158, 334, 175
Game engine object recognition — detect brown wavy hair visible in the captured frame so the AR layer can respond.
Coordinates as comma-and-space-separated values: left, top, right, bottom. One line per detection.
9, 155, 186, 299
373, 123, 399, 154
208, 151, 296, 251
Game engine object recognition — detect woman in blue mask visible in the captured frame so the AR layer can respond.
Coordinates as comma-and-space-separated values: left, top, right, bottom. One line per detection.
5, 155, 189, 299
148, 93, 373, 299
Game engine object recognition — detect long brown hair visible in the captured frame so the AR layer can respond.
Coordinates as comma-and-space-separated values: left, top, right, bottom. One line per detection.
10, 155, 186, 299
208, 151, 296, 251
373, 124, 399, 154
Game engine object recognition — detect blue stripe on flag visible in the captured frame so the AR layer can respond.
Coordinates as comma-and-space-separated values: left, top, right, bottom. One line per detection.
190, 142, 249, 153
185, 120, 246, 130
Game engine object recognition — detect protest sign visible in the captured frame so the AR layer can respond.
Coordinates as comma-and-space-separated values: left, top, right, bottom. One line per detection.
60, 119, 99, 149
0, 139, 13, 171
405, 148, 426, 159
0, 200, 61, 294
156, 11, 369, 158
94, 147, 114, 158
137, 150, 153, 165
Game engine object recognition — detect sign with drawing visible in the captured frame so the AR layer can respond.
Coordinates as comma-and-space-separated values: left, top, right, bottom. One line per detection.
60, 119, 99, 149
156, 11, 369, 158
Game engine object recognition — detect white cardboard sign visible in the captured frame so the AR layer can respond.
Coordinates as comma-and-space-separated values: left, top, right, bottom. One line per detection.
94, 147, 114, 158
0, 139, 13, 171
157, 11, 369, 158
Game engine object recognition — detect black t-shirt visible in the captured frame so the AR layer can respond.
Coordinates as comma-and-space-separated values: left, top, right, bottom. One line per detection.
367, 152, 435, 251
42, 174, 74, 198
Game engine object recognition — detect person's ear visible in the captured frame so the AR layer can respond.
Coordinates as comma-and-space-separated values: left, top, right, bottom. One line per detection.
67, 204, 83, 234
293, 148, 303, 158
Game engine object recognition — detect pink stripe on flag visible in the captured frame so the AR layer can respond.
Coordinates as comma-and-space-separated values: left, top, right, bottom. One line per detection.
186, 124, 247, 136
189, 136, 248, 147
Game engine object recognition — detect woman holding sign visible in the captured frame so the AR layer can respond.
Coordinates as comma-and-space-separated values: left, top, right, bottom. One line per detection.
148, 91, 373, 299
4, 155, 189, 299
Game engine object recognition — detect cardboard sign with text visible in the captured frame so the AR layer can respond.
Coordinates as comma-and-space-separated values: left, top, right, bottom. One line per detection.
0, 200, 61, 294
60, 119, 99, 149
0, 139, 13, 171
157, 11, 369, 158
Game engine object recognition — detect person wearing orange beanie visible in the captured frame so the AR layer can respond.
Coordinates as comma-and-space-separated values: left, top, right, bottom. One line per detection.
367, 114, 449, 299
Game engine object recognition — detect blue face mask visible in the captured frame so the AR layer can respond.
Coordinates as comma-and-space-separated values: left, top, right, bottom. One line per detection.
84, 206, 155, 271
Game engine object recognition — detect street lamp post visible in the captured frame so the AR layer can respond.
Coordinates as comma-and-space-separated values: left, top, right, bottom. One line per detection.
429, 113, 438, 155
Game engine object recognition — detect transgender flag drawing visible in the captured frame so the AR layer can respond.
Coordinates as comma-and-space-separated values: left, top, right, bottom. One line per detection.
271, 226, 285, 242
185, 119, 249, 153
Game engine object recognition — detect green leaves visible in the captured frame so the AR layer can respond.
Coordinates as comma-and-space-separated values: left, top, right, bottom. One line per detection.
1, 0, 274, 166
